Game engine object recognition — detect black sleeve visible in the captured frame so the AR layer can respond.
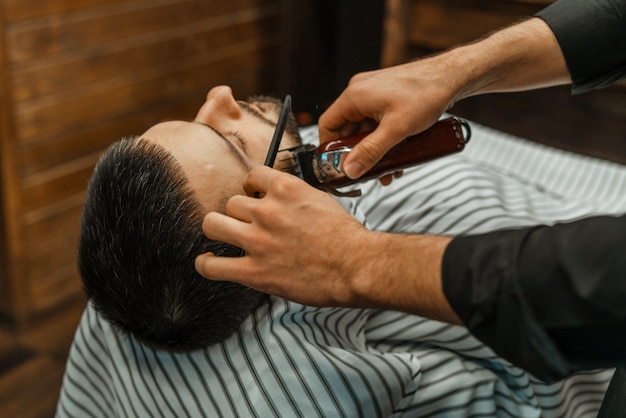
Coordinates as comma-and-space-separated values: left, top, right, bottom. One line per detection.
536, 0, 626, 94
442, 214, 626, 382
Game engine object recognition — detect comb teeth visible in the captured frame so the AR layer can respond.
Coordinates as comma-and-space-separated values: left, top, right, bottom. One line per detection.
276, 148, 301, 174
276, 145, 317, 182
277, 156, 303, 177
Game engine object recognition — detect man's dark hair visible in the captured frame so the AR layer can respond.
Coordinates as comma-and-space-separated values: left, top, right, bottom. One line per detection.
78, 137, 265, 351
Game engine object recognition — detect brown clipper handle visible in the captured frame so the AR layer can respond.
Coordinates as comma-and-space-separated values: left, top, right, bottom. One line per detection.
318, 116, 470, 189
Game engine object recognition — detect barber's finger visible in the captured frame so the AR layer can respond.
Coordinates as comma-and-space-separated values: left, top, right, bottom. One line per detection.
318, 69, 387, 142
240, 166, 277, 197
222, 194, 257, 223
319, 120, 360, 143
195, 252, 256, 285
243, 165, 308, 198
196, 252, 283, 296
201, 211, 250, 249
319, 109, 372, 143
318, 95, 378, 143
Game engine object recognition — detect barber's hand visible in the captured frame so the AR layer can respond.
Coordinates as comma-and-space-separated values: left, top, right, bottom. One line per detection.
319, 57, 460, 180
194, 166, 380, 307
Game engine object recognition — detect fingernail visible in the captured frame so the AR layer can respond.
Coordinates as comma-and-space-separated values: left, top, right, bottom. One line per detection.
344, 161, 364, 179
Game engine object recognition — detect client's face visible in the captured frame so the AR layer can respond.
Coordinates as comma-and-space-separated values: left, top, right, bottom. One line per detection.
141, 85, 301, 212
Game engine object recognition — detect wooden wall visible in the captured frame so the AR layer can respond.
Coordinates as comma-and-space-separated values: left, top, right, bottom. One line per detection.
383, 0, 554, 65
0, 0, 286, 326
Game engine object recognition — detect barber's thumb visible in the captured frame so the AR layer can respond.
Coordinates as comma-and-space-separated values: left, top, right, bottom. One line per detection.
343, 160, 365, 180
344, 139, 387, 179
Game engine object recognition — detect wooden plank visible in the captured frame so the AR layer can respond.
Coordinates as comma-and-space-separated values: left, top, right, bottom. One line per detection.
0, 3, 12, 313
16, 296, 86, 358
7, 0, 189, 63
22, 208, 83, 314
381, 0, 409, 67
21, 164, 94, 213
0, 356, 66, 418
6, 0, 279, 63
23, 199, 83, 245
30, 267, 83, 314
23, 252, 78, 316
21, 201, 84, 315
407, 0, 545, 51
2, 0, 126, 21
16, 100, 201, 178
11, 10, 281, 102
0, 3, 27, 318
15, 40, 281, 144
506, 0, 553, 4
23, 208, 81, 278
452, 86, 626, 165
3, 0, 277, 22
0, 329, 32, 376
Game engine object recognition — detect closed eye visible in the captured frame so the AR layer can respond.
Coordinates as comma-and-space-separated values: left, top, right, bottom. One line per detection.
229, 130, 249, 153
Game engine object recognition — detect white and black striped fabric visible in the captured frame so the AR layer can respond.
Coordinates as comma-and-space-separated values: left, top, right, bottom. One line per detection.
56, 118, 626, 417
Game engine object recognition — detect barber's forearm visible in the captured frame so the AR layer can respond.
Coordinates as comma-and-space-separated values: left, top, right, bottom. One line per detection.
445, 17, 571, 102
352, 232, 461, 325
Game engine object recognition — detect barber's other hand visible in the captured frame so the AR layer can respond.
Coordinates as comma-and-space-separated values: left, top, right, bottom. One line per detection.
318, 57, 461, 179
194, 167, 380, 307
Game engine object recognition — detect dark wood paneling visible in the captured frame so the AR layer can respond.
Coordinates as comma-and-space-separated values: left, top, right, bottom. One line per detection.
0, 356, 67, 417
2, 0, 127, 21
22, 166, 93, 213
15, 41, 280, 143
0, 1, 24, 317
16, 100, 199, 178
12, 12, 281, 102
29, 264, 82, 313
23, 200, 84, 244
0, 295, 86, 418
407, 0, 545, 50
6, 0, 277, 62
452, 86, 626, 165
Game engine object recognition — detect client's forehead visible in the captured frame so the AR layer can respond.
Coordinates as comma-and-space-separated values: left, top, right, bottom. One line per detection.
141, 120, 250, 213
142, 121, 246, 164
142, 120, 213, 145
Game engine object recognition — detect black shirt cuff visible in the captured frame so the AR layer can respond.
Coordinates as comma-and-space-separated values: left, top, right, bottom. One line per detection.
536, 0, 626, 94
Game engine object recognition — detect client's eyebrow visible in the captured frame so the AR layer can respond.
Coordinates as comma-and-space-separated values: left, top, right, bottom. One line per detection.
238, 101, 275, 128
192, 121, 252, 171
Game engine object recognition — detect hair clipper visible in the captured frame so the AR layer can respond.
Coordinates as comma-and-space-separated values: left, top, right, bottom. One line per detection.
278, 116, 471, 197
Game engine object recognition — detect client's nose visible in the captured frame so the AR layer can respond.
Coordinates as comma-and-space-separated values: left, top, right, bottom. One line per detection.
195, 85, 242, 128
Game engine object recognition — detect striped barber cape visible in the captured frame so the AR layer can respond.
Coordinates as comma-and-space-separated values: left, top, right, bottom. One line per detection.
56, 118, 626, 417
